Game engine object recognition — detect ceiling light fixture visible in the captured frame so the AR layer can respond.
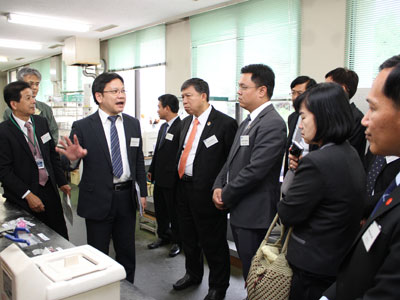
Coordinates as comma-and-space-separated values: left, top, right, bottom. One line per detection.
0, 38, 42, 50
7, 13, 91, 32
0, 56, 8, 62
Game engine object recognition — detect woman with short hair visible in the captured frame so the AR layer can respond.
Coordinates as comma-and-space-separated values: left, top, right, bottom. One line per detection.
278, 82, 366, 300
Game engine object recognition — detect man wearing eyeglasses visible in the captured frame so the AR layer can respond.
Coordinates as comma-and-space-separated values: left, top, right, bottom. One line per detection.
213, 64, 287, 283
56, 72, 147, 284
3, 67, 59, 144
283, 76, 317, 175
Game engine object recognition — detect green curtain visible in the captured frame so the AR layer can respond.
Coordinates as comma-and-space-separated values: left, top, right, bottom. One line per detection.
190, 0, 301, 100
108, 25, 166, 71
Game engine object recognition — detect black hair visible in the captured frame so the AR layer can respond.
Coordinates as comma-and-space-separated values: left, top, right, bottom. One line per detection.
3, 81, 31, 108
241, 64, 275, 99
92, 72, 124, 105
325, 67, 359, 99
158, 94, 179, 113
294, 82, 353, 145
181, 78, 209, 102
379, 54, 400, 108
290, 76, 317, 90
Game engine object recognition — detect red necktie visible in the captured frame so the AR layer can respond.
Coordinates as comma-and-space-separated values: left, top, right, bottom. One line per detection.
178, 119, 199, 178
25, 122, 48, 186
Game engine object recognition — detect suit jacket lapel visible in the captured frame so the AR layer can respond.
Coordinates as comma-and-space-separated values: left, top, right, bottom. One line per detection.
179, 117, 192, 152
158, 123, 168, 150
372, 185, 400, 221
123, 114, 133, 165
247, 104, 273, 135
194, 107, 216, 158
226, 121, 247, 166
346, 185, 400, 254
91, 111, 112, 168
7, 119, 36, 162
227, 104, 273, 166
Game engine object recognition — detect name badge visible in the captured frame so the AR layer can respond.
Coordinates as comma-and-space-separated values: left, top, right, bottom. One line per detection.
41, 132, 51, 144
362, 221, 381, 252
204, 135, 218, 148
130, 137, 140, 147
166, 133, 174, 141
36, 158, 45, 169
240, 135, 250, 146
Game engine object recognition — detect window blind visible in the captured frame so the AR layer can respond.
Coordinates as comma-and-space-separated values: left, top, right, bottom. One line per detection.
108, 25, 166, 71
191, 0, 300, 100
346, 0, 400, 88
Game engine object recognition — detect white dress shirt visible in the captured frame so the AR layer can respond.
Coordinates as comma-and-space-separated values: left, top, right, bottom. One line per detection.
12, 114, 48, 199
167, 115, 179, 129
98, 109, 131, 183
179, 104, 212, 176
249, 101, 272, 125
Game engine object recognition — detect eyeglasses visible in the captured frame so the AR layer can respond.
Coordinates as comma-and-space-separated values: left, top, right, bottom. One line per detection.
103, 89, 126, 95
237, 85, 258, 91
290, 90, 303, 97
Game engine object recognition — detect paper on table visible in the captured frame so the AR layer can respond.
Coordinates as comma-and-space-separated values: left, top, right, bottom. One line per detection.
62, 193, 73, 225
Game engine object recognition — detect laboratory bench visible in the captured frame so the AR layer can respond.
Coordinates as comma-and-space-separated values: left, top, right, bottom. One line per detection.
0, 200, 155, 300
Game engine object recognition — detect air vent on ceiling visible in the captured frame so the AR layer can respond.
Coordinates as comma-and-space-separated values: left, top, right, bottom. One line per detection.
48, 44, 64, 49
95, 24, 118, 32
15, 57, 25, 61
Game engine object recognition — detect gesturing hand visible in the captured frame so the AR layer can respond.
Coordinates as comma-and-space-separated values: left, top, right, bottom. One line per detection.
56, 134, 87, 161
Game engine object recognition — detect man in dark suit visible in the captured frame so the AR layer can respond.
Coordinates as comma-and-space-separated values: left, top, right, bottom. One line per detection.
147, 94, 182, 257
322, 55, 400, 300
56, 72, 147, 283
3, 67, 59, 144
173, 78, 237, 300
362, 149, 400, 219
284, 76, 317, 175
325, 67, 366, 161
0, 81, 69, 239
213, 64, 287, 282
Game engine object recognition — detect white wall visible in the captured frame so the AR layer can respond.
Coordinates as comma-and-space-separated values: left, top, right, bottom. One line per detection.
300, 0, 369, 114
165, 19, 191, 96
300, 0, 347, 82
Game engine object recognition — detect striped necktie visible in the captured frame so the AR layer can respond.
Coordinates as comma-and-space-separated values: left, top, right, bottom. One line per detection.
108, 115, 123, 178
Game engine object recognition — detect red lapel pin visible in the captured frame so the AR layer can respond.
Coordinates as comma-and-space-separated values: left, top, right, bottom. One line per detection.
386, 198, 393, 206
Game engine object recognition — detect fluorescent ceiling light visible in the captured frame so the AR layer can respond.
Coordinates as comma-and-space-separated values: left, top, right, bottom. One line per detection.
0, 38, 42, 50
7, 13, 91, 32
0, 56, 8, 62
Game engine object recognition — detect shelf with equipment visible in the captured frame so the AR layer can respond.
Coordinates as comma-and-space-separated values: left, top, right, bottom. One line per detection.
50, 89, 93, 138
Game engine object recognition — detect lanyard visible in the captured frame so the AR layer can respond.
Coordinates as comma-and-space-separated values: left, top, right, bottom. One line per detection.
10, 115, 38, 155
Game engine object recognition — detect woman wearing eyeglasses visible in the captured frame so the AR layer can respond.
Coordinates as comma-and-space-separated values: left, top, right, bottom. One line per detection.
277, 82, 366, 300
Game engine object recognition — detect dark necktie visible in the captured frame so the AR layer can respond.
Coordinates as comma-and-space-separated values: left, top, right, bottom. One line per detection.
24, 122, 48, 186
108, 115, 123, 178
240, 115, 251, 135
370, 177, 398, 217
366, 155, 386, 196
158, 123, 169, 149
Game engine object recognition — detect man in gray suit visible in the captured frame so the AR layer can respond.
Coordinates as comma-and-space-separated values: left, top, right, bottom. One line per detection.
213, 64, 287, 282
